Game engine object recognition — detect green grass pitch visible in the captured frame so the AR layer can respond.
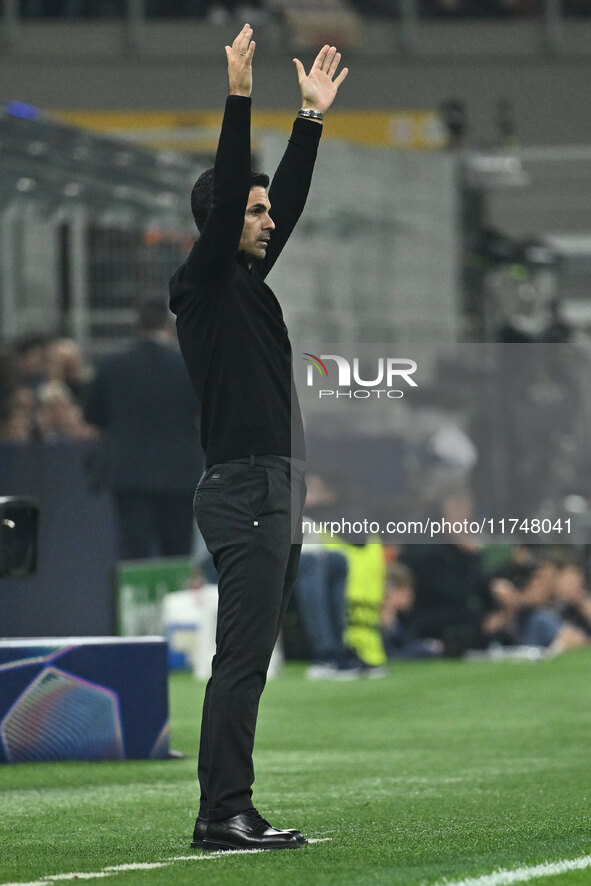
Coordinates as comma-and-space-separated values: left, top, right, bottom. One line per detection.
2, 651, 591, 886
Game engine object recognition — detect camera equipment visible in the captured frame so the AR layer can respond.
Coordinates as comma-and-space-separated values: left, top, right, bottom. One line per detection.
0, 497, 38, 578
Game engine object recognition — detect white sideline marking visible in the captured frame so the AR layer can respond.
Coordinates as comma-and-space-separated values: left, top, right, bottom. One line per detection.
103, 865, 168, 872
46, 876, 112, 881
0, 837, 333, 885
437, 854, 591, 886
44, 876, 110, 882
171, 837, 333, 861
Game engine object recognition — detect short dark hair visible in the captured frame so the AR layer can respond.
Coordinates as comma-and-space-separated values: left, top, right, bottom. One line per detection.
191, 168, 270, 232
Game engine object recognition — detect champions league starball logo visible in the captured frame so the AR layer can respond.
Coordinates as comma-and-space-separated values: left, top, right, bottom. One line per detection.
302, 353, 418, 400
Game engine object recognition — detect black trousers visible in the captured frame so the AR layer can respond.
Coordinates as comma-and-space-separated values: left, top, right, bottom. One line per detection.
193, 455, 306, 822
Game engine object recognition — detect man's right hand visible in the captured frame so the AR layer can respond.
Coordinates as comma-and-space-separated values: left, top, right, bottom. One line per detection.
226, 24, 255, 98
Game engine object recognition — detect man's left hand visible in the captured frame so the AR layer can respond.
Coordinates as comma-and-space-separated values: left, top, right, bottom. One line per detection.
293, 45, 349, 116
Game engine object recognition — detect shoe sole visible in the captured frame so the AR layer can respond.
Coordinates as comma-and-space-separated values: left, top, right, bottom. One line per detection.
202, 839, 305, 851
192, 836, 307, 849
192, 833, 306, 850
333, 671, 361, 680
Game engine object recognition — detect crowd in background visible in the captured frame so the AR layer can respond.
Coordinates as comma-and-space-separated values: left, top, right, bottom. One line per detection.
292, 505, 591, 679
0, 301, 201, 561
2, 323, 590, 667
16, 1, 591, 19
0, 333, 96, 444
18, 1, 274, 19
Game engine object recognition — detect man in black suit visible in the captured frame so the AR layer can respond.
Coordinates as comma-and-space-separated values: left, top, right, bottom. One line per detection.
84, 299, 201, 559
169, 24, 348, 851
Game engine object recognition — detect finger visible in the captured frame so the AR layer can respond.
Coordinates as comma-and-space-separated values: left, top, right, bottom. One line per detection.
234, 23, 252, 52
322, 46, 337, 73
333, 66, 349, 89
312, 44, 330, 71
292, 57, 306, 82
240, 28, 253, 54
232, 24, 247, 48
328, 50, 341, 78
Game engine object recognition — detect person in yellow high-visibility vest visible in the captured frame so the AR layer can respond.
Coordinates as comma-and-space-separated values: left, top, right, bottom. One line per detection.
330, 538, 387, 671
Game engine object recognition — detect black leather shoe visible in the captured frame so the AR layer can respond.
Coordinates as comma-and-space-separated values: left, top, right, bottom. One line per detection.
191, 810, 306, 849
190, 815, 208, 849
201, 808, 308, 851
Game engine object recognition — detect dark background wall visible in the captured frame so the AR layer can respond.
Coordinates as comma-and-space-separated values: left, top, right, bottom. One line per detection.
0, 443, 118, 637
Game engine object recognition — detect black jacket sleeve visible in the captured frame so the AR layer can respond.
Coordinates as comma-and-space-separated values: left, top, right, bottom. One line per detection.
169, 95, 252, 309
256, 116, 322, 279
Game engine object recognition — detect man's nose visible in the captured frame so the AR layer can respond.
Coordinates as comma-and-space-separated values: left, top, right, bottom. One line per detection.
263, 213, 275, 230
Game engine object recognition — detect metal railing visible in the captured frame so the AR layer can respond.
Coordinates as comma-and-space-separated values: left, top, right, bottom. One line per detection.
0, 104, 199, 353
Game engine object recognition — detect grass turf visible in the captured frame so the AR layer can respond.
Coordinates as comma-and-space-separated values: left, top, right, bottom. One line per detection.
2, 650, 591, 886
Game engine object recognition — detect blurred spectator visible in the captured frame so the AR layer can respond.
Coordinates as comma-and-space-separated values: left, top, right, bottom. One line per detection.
36, 380, 96, 442
1, 335, 97, 443
398, 488, 494, 656
13, 333, 50, 392
400, 541, 492, 656
381, 561, 443, 659
0, 344, 35, 443
488, 546, 588, 652
296, 473, 351, 679
83, 298, 201, 560
296, 472, 389, 677
45, 337, 92, 404
0, 385, 37, 443
20, 0, 273, 16
17, 0, 591, 16
296, 546, 349, 679
554, 561, 591, 638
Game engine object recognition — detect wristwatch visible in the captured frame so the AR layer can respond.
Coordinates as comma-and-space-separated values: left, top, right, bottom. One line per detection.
298, 108, 324, 122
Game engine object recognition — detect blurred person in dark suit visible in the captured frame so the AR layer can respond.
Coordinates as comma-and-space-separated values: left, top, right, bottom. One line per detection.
398, 490, 494, 656
84, 298, 201, 559
399, 541, 492, 656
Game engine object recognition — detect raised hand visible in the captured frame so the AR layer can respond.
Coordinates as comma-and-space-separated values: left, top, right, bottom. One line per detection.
292, 45, 349, 115
225, 24, 256, 97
